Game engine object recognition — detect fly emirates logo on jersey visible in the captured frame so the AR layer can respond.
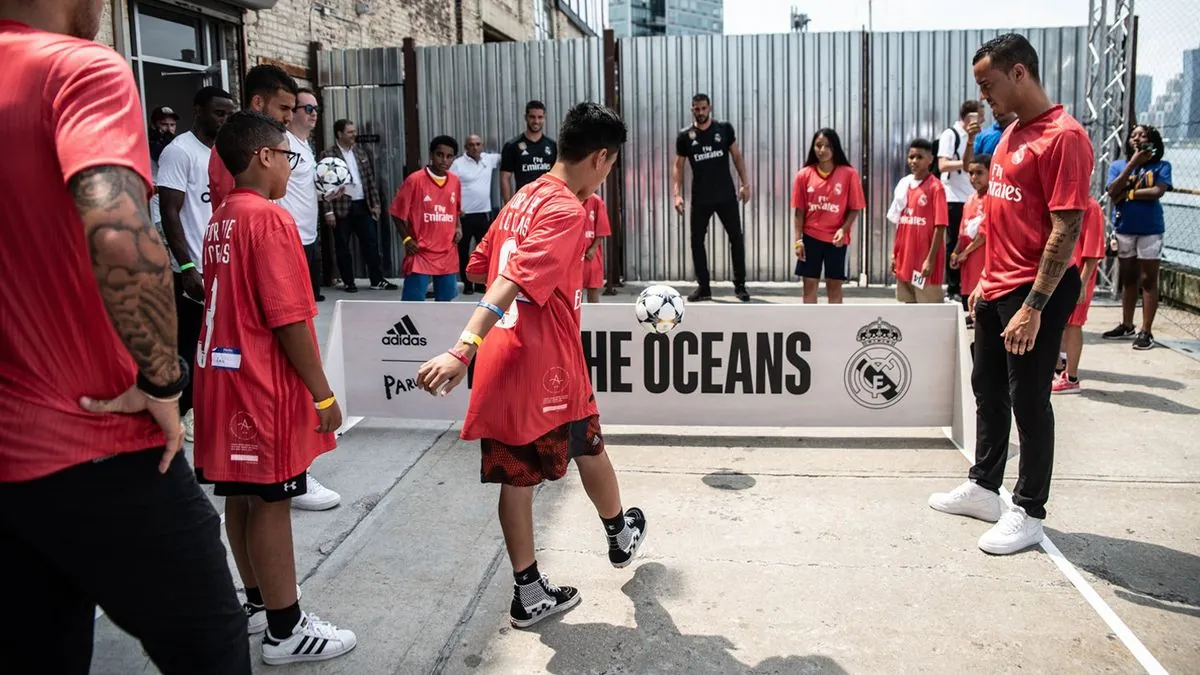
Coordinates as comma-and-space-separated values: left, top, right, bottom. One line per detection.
807, 195, 841, 215
694, 145, 726, 162
987, 159, 1024, 203
424, 203, 455, 223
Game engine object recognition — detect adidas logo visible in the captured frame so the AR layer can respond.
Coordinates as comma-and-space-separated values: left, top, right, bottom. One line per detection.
423, 195, 433, 202
381, 315, 428, 347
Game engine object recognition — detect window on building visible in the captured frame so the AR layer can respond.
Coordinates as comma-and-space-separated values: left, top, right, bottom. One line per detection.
533, 0, 555, 39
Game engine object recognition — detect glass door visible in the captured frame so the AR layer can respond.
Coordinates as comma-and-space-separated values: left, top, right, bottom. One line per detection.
130, 0, 232, 129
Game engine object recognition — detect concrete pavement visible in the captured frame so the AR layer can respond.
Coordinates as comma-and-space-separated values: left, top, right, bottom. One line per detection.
91, 283, 1200, 674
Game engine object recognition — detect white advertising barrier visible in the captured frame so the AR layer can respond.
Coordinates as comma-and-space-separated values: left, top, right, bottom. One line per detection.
323, 301, 975, 450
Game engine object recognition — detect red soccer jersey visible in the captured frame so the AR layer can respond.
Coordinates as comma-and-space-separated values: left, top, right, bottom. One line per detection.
892, 174, 948, 285
1074, 198, 1106, 268
583, 194, 612, 289
956, 192, 988, 296
192, 190, 335, 483
981, 105, 1094, 300
390, 168, 462, 276
790, 165, 866, 244
462, 175, 596, 446
0, 23, 163, 482
208, 150, 236, 212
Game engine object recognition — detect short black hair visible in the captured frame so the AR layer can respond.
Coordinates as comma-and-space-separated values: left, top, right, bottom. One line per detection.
969, 153, 993, 168
959, 100, 983, 119
557, 102, 627, 163
334, 119, 354, 135
692, 93, 710, 105
909, 138, 934, 153
804, 128, 851, 168
194, 86, 232, 109
1126, 124, 1166, 162
429, 135, 459, 155
243, 64, 298, 105
296, 86, 316, 97
525, 100, 545, 114
216, 110, 287, 176
973, 33, 1040, 83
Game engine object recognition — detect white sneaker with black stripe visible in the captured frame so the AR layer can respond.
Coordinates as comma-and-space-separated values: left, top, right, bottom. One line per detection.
261, 612, 356, 665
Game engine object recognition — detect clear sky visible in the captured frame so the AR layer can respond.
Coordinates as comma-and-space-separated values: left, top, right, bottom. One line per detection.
723, 0, 1200, 101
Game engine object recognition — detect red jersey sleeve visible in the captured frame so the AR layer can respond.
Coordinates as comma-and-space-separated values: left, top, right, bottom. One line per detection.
208, 152, 235, 211
594, 198, 612, 237
253, 209, 315, 329
790, 170, 806, 211
389, 174, 414, 222
846, 167, 866, 211
502, 200, 584, 306
467, 227, 494, 277
1080, 200, 1106, 260
933, 181, 949, 227
52, 45, 152, 196
1039, 129, 1093, 213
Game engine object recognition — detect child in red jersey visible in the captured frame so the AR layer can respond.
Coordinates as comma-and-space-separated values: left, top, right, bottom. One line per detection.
950, 154, 992, 324
416, 103, 646, 629
1053, 197, 1106, 394
791, 128, 866, 304
582, 193, 612, 302
888, 138, 949, 303
392, 135, 464, 301
193, 111, 356, 665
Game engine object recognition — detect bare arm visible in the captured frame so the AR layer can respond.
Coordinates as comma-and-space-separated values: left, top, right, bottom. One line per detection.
275, 321, 334, 401
960, 233, 985, 258
842, 210, 861, 236
792, 208, 804, 240
157, 188, 193, 267
730, 142, 750, 188
926, 226, 947, 268
1129, 185, 1169, 201
71, 166, 180, 387
392, 214, 413, 242
1025, 210, 1084, 310
500, 171, 514, 203
450, 276, 523, 360
672, 156, 686, 200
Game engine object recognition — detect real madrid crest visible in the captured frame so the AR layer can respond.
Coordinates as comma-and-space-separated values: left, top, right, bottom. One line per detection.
518, 141, 527, 151
544, 146, 552, 155
714, 132, 722, 143
844, 318, 911, 409
688, 130, 696, 140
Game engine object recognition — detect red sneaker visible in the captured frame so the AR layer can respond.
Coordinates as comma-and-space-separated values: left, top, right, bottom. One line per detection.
1052, 374, 1080, 395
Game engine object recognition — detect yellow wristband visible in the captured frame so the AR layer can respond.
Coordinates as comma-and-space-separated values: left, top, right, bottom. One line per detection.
403, 236, 413, 244
794, 240, 804, 249
459, 330, 483, 347
1128, 190, 1135, 201
315, 395, 336, 410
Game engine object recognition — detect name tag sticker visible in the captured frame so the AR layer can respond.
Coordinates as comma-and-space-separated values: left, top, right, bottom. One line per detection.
212, 348, 242, 370
911, 271, 927, 290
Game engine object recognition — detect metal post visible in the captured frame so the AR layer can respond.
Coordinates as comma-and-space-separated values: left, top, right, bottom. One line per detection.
402, 37, 420, 177
603, 28, 623, 294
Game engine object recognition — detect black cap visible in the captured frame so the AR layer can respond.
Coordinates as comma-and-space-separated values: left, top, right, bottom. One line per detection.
150, 105, 180, 123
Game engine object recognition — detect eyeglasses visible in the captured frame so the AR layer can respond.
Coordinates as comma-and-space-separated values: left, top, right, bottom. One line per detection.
296, 104, 320, 115
259, 147, 301, 170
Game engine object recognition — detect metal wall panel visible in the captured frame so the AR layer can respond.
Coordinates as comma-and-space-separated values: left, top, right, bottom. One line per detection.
620, 32, 863, 283
865, 27, 1089, 284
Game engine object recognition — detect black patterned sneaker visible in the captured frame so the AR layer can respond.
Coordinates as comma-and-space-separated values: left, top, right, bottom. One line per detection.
1132, 331, 1155, 350
608, 507, 647, 569
510, 574, 580, 629
261, 612, 356, 665
1102, 324, 1135, 340
687, 288, 712, 302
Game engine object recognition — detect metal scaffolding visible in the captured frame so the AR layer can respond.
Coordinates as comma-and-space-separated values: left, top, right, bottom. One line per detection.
1085, 0, 1135, 294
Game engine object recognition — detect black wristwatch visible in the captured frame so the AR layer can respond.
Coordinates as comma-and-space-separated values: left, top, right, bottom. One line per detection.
137, 355, 190, 400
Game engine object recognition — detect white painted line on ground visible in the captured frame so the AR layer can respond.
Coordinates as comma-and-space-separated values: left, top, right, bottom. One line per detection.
950, 444, 1168, 675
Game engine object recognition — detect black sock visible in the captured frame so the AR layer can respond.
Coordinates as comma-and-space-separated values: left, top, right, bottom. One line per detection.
514, 561, 540, 586
266, 601, 302, 640
602, 511, 626, 536
245, 587, 264, 606
1068, 375, 1079, 383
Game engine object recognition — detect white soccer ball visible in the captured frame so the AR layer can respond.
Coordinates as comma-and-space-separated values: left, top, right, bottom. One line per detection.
314, 157, 352, 196
634, 285, 686, 334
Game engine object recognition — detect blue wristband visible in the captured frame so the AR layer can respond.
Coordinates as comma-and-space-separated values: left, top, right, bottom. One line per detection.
478, 301, 505, 320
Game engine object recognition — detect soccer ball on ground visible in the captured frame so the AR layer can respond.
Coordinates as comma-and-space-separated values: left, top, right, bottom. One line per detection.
314, 157, 352, 197
634, 285, 686, 334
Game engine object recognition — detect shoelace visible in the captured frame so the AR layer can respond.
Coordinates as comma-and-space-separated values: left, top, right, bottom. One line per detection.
307, 475, 326, 492
994, 510, 1026, 535
539, 575, 562, 595
302, 615, 341, 639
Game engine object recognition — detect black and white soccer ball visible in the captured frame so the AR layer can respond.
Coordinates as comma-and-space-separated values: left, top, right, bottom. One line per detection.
634, 285, 686, 334
314, 157, 352, 197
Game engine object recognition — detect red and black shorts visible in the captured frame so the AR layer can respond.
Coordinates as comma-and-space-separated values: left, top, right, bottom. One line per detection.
480, 415, 605, 487
195, 468, 308, 503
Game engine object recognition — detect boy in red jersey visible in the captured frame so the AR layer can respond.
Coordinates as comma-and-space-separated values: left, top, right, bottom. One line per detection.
1052, 197, 1106, 394
929, 34, 1091, 556
194, 111, 357, 665
392, 135, 463, 301
889, 138, 949, 303
791, 128, 865, 303
950, 154, 992, 322
583, 193, 612, 302
416, 103, 646, 629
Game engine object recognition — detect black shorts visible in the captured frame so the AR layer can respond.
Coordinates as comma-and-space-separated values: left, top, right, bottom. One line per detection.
195, 467, 308, 502
480, 415, 605, 487
795, 234, 849, 281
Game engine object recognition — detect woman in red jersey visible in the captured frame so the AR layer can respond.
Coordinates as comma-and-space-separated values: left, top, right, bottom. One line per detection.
791, 128, 865, 303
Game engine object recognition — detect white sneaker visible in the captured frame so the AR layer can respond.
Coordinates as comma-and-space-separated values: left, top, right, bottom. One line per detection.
978, 506, 1044, 555
928, 480, 1002, 522
183, 409, 194, 443
246, 585, 302, 635
261, 612, 356, 665
290, 474, 341, 511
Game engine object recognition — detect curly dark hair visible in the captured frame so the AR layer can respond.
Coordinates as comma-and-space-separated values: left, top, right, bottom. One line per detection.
1125, 124, 1165, 162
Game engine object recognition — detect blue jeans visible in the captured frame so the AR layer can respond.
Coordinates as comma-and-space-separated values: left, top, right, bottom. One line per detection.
402, 273, 458, 301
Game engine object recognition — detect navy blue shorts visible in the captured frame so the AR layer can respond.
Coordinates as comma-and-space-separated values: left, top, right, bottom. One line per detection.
795, 234, 849, 281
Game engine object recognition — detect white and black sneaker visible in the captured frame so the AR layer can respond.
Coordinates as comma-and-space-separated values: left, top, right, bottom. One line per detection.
1132, 331, 1155, 351
510, 574, 580, 629
246, 585, 302, 635
608, 507, 647, 569
261, 612, 356, 665
1102, 324, 1136, 340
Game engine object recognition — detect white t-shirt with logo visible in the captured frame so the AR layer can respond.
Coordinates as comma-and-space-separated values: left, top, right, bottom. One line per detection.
277, 130, 319, 245
155, 131, 213, 271
938, 121, 973, 203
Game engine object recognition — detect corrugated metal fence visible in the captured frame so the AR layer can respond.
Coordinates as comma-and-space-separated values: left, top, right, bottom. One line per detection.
319, 27, 1089, 284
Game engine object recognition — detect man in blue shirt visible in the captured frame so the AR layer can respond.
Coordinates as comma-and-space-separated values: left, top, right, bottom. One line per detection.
973, 111, 1018, 154
1101, 124, 1173, 350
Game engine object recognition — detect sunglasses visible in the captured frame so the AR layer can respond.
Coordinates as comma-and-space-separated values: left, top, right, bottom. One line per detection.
296, 104, 320, 115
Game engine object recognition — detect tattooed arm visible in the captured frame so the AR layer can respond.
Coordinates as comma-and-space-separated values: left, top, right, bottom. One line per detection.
70, 166, 181, 387
1024, 209, 1083, 311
